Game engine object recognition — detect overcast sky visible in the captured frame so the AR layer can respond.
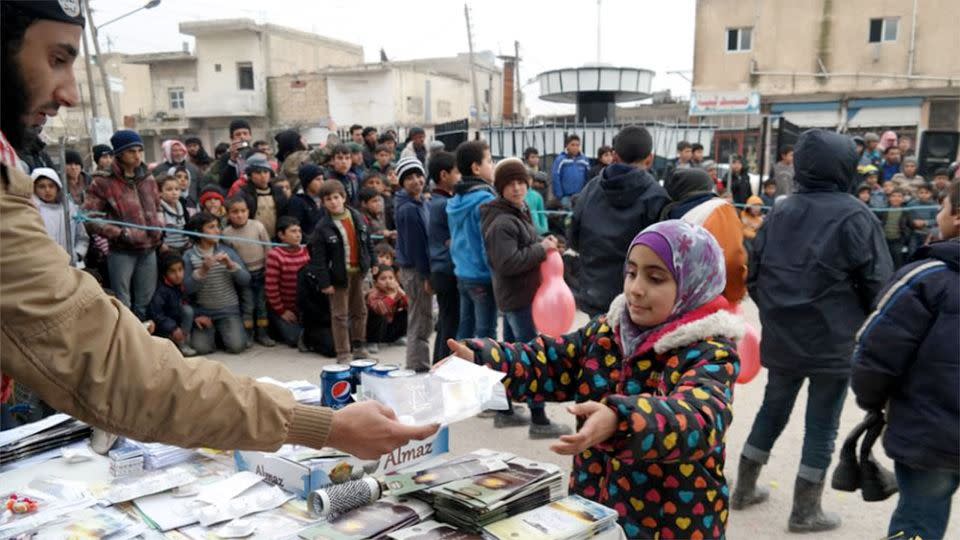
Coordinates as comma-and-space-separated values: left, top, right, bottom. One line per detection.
90, 0, 695, 116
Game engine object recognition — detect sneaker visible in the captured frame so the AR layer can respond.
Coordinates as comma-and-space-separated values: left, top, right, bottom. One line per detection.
255, 329, 276, 347
178, 343, 198, 357
367, 342, 380, 354
529, 422, 574, 439
493, 410, 531, 428
297, 335, 310, 353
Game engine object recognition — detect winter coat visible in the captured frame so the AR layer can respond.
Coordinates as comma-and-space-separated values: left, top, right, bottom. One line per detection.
748, 130, 893, 376
307, 207, 373, 289
465, 295, 743, 539
148, 280, 188, 338
82, 162, 163, 252
727, 170, 752, 205
446, 177, 496, 282
32, 174, 89, 268
569, 164, 670, 314
772, 161, 794, 196
480, 198, 547, 312
551, 151, 591, 199
287, 192, 323, 239
1, 161, 334, 452
427, 189, 454, 275
394, 189, 431, 278
328, 169, 360, 208
237, 182, 289, 228
666, 195, 747, 305
852, 239, 959, 471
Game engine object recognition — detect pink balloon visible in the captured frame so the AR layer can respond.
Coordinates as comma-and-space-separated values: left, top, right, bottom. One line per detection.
532, 251, 576, 337
737, 322, 761, 384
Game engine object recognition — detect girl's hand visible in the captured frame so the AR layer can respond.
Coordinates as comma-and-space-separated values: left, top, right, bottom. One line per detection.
444, 339, 475, 362
550, 401, 618, 455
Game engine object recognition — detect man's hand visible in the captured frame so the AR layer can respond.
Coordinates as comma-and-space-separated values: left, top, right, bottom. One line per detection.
170, 328, 186, 343
327, 401, 440, 460
540, 236, 558, 252
444, 339, 475, 362
550, 401, 617, 456
281, 310, 298, 324
195, 315, 213, 329
229, 140, 244, 161
321, 286, 335, 295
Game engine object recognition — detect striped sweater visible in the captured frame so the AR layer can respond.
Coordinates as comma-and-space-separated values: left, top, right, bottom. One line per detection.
265, 245, 310, 315
183, 244, 251, 314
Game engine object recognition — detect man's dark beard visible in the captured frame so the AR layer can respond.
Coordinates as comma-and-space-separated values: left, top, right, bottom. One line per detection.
0, 47, 30, 150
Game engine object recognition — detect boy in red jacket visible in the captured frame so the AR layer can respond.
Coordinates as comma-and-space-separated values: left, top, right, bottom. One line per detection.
265, 217, 310, 347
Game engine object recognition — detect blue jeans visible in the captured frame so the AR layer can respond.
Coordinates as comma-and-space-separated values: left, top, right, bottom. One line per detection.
742, 372, 849, 482
190, 314, 246, 354
888, 462, 959, 540
456, 279, 497, 340
268, 311, 302, 347
108, 250, 157, 321
503, 306, 546, 416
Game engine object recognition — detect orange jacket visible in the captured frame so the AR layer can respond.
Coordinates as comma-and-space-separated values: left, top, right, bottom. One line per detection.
681, 198, 748, 304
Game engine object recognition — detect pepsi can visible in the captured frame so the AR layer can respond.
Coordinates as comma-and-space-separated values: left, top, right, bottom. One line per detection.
387, 369, 417, 378
321, 365, 353, 409
349, 359, 377, 387
370, 364, 399, 378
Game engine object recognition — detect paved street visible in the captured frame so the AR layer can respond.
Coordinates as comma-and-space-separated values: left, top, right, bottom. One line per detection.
208, 299, 958, 539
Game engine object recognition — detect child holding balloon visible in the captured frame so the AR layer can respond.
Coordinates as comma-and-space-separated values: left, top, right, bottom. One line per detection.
448, 220, 743, 539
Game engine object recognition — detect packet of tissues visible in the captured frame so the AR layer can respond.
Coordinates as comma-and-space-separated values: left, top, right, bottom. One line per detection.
359, 357, 508, 426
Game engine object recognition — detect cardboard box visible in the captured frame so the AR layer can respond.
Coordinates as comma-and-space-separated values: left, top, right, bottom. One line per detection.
234, 427, 449, 497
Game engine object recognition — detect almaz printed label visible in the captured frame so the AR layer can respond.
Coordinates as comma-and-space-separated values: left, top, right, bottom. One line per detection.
255, 464, 284, 487
383, 441, 434, 469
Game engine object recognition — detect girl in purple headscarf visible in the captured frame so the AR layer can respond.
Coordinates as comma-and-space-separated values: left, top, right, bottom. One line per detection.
449, 220, 744, 539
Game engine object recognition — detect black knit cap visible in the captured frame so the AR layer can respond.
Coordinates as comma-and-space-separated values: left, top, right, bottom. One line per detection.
5, 0, 85, 27
92, 144, 112, 162
64, 149, 83, 166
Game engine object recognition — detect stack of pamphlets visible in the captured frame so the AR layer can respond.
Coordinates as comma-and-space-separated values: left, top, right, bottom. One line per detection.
127, 439, 195, 470
387, 520, 483, 539
298, 497, 434, 540
426, 457, 564, 532
0, 414, 91, 466
482, 495, 619, 540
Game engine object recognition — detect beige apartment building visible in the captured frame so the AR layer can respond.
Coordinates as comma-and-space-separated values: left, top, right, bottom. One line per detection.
692, 0, 960, 170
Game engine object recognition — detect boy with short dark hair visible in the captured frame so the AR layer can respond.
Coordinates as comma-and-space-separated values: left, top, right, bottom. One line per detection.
328, 144, 360, 207
522, 147, 540, 174
372, 143, 394, 173
363, 171, 396, 232
908, 182, 938, 253
691, 142, 705, 165
882, 187, 912, 269
393, 157, 433, 372
662, 140, 693, 189
852, 179, 959, 540
550, 134, 590, 206
148, 253, 197, 356
760, 179, 777, 208
360, 187, 393, 242
309, 180, 374, 362
447, 141, 498, 340
223, 196, 274, 347
375, 242, 395, 268
426, 150, 461, 361
932, 168, 951, 196
265, 217, 310, 347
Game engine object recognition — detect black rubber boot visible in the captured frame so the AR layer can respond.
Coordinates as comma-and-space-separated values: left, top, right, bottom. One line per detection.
788, 477, 841, 533
731, 455, 770, 510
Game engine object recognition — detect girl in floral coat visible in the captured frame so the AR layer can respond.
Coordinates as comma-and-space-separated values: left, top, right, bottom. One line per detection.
448, 220, 743, 539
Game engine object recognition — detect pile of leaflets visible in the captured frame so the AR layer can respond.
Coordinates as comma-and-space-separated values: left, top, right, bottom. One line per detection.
426, 457, 565, 532
127, 439, 195, 470
0, 414, 91, 466
482, 495, 620, 540
298, 497, 434, 540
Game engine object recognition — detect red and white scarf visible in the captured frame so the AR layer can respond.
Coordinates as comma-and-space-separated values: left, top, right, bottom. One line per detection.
0, 130, 23, 170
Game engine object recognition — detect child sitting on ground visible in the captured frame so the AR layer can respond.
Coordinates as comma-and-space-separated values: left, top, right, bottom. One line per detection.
148, 253, 197, 356
183, 212, 251, 355
365, 265, 409, 348
265, 217, 310, 348
158, 175, 190, 255
448, 220, 742, 539
223, 196, 275, 347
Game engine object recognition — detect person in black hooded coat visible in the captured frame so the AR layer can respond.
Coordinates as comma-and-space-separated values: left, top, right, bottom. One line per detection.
732, 129, 894, 533
568, 126, 669, 316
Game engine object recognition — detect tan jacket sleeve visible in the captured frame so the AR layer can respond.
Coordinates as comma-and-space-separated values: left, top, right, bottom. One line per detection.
0, 165, 331, 451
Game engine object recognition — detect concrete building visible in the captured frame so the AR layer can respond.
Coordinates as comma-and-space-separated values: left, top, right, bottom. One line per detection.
178, 18, 363, 149
692, 0, 960, 169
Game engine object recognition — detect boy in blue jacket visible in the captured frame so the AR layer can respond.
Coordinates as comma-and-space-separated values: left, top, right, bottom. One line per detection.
447, 141, 498, 341
550, 134, 590, 207
394, 157, 432, 372
852, 179, 960, 540
426, 151, 461, 362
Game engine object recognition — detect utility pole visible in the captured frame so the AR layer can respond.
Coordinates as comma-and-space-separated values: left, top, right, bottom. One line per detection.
464, 4, 481, 125
80, 20, 100, 142
83, 0, 118, 132
514, 41, 521, 122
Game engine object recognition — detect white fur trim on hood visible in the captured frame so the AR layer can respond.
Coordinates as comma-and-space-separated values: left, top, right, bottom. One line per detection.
606, 294, 745, 354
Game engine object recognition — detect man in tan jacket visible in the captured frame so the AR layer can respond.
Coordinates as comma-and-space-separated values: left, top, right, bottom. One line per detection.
0, 0, 437, 460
